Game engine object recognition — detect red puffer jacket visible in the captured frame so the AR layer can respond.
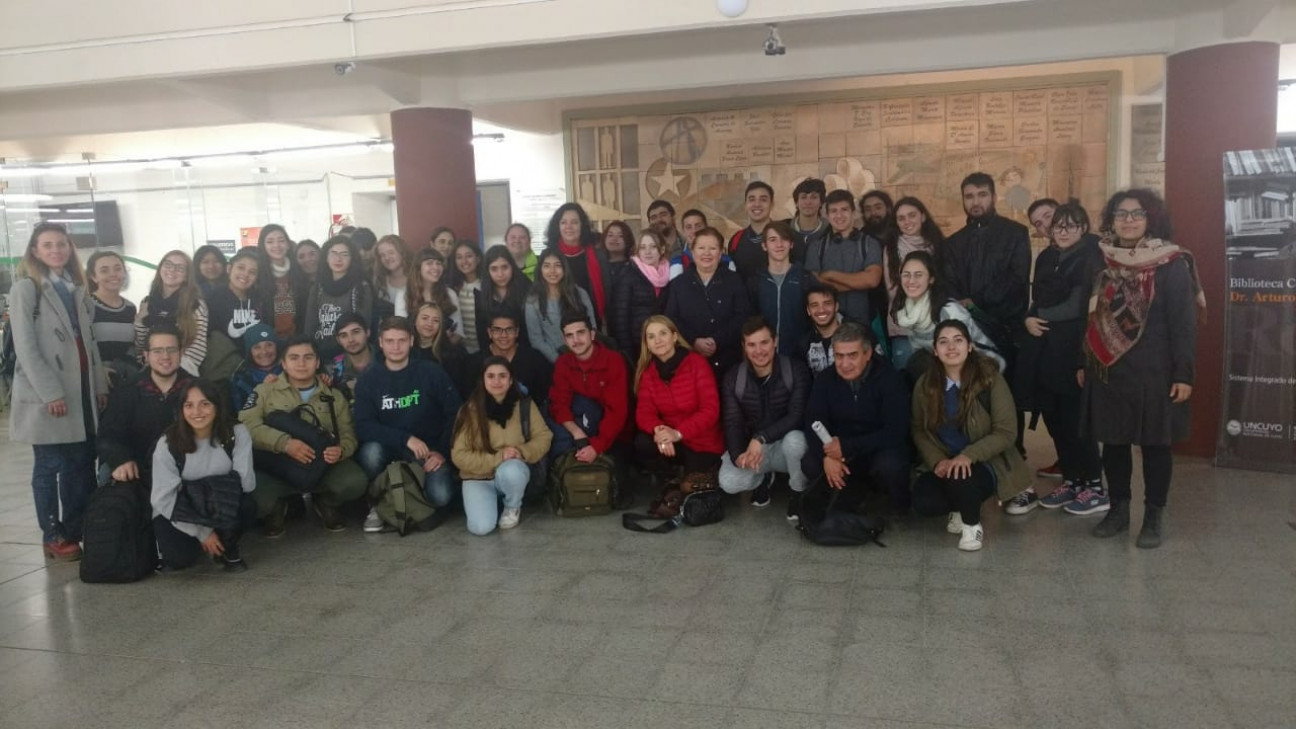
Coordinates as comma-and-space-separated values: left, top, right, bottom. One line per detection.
635, 351, 724, 454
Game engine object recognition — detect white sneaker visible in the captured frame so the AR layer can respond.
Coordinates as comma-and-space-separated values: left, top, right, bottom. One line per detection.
958, 523, 984, 552
363, 508, 384, 533
498, 507, 521, 530
947, 511, 965, 534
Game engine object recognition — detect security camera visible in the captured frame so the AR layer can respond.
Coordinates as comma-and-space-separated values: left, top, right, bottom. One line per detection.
763, 24, 786, 56
334, 62, 356, 76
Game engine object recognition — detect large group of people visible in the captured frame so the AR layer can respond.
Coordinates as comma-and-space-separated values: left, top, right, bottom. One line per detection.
6, 173, 1201, 570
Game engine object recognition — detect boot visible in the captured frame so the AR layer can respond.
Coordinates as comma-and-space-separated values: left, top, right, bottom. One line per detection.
1136, 504, 1163, 549
1092, 498, 1130, 538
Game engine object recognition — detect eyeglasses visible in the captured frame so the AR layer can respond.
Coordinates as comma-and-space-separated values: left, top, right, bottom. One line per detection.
1113, 209, 1147, 221
488, 326, 519, 336
159, 260, 187, 272
328, 249, 352, 259
147, 346, 180, 356
1052, 223, 1081, 233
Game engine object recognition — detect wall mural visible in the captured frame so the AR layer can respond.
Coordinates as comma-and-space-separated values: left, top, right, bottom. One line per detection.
568, 79, 1112, 240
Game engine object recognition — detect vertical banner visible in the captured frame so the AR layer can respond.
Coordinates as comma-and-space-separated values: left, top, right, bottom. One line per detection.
1217, 149, 1296, 473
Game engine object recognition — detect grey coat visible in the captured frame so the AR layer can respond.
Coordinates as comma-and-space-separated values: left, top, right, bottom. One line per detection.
8, 276, 108, 445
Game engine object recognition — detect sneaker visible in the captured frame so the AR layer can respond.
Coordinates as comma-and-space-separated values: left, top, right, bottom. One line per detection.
1063, 485, 1110, 515
750, 474, 773, 508
363, 508, 385, 533
43, 539, 83, 562
1036, 461, 1063, 479
958, 523, 984, 551
1039, 481, 1079, 509
263, 499, 287, 538
498, 507, 521, 530
947, 511, 965, 534
786, 492, 802, 525
220, 544, 248, 572
313, 500, 346, 532
1005, 489, 1039, 515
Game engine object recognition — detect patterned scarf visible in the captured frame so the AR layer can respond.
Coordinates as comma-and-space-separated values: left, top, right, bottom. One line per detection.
1084, 236, 1205, 376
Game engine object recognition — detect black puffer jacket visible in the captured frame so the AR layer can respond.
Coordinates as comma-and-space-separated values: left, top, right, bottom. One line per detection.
663, 266, 752, 378
1015, 234, 1105, 405
609, 263, 663, 359
942, 214, 1031, 349
97, 370, 194, 472
720, 355, 811, 460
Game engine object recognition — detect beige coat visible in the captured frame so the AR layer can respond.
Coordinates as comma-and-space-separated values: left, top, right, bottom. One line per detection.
451, 398, 552, 481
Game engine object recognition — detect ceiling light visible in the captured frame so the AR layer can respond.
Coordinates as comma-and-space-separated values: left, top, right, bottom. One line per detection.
0, 193, 54, 202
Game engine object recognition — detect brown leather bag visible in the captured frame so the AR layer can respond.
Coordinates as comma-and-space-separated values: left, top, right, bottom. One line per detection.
679, 469, 718, 495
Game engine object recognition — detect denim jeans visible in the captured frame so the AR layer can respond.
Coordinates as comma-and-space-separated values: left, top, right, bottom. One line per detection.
462, 459, 530, 536
356, 441, 456, 507
548, 395, 605, 457
718, 430, 809, 493
31, 440, 97, 543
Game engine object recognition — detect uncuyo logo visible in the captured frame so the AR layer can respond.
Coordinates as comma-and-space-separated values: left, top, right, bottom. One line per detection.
1226, 420, 1242, 436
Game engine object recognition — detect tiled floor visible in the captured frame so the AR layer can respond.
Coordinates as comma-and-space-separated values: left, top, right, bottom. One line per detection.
0, 420, 1292, 729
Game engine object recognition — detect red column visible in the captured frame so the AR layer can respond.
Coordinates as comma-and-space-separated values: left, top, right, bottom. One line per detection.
1164, 41, 1279, 457
391, 108, 478, 250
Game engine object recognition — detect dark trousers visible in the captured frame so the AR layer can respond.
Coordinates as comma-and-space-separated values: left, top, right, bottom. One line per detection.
31, 440, 96, 543
1102, 444, 1173, 507
912, 464, 996, 526
1042, 385, 1101, 482
802, 445, 912, 511
153, 494, 256, 569
633, 432, 720, 474
550, 395, 606, 457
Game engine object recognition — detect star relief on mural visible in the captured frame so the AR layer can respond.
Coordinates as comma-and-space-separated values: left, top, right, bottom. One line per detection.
651, 161, 687, 196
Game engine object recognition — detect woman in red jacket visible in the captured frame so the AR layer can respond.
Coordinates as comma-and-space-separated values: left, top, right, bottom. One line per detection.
633, 314, 724, 477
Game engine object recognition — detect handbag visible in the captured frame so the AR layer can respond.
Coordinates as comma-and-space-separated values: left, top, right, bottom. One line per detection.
252, 395, 340, 493
621, 472, 725, 533
169, 440, 244, 530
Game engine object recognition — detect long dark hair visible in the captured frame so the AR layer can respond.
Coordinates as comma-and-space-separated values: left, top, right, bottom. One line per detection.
529, 249, 588, 323
318, 235, 365, 293
545, 202, 597, 248
890, 250, 949, 325
918, 319, 998, 432
600, 220, 635, 261
448, 239, 482, 291
886, 197, 944, 286
482, 245, 530, 308
165, 379, 236, 456
193, 245, 228, 285
452, 355, 522, 454
1100, 188, 1172, 240
407, 248, 459, 320
255, 223, 307, 307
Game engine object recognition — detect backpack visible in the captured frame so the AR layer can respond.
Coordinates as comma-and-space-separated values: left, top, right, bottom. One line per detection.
548, 451, 615, 517
80, 480, 157, 583
518, 396, 549, 504
369, 460, 445, 536
733, 355, 794, 401
797, 484, 886, 547
1, 281, 40, 378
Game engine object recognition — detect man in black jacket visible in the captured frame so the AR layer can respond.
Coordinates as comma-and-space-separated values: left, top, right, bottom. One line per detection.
803, 321, 911, 514
97, 325, 192, 485
463, 308, 552, 405
719, 317, 811, 522
942, 172, 1031, 354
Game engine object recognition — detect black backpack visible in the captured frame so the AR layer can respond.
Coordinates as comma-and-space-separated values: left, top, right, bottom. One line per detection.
80, 480, 157, 583
797, 482, 886, 547
1, 281, 40, 378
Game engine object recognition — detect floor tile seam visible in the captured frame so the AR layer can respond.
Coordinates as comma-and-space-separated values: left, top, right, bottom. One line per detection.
0, 566, 46, 586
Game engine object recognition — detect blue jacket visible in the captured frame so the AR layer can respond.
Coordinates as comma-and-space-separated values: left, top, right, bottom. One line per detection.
229, 361, 282, 412
748, 264, 813, 357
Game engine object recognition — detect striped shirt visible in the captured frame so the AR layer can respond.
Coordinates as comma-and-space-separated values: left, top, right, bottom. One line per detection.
92, 295, 137, 364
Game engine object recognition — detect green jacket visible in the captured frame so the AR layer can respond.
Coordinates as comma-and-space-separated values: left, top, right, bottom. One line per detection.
238, 375, 358, 460
911, 370, 1029, 501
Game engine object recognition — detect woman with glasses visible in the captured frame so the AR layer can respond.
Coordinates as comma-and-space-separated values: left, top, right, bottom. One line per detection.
1081, 189, 1203, 548
891, 250, 1004, 378
9, 223, 108, 562
1012, 201, 1106, 516
304, 236, 376, 360
135, 250, 209, 377
882, 197, 944, 368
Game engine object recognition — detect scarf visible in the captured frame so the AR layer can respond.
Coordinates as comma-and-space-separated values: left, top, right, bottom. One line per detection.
320, 265, 362, 297
654, 348, 689, 383
484, 389, 520, 429
559, 242, 607, 324
633, 255, 670, 293
271, 259, 291, 279
897, 234, 928, 258
1085, 236, 1205, 376
895, 291, 934, 334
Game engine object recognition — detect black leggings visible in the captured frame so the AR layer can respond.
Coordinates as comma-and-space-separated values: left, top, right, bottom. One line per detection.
633, 433, 721, 474
1042, 385, 1101, 482
1102, 444, 1173, 507
912, 464, 996, 526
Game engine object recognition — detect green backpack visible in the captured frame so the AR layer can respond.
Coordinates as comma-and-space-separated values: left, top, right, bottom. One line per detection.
368, 461, 445, 536
547, 451, 616, 517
